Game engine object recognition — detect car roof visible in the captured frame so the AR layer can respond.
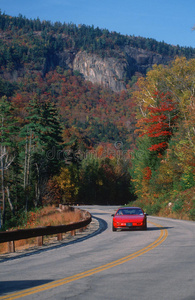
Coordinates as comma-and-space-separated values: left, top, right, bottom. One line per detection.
117, 207, 143, 210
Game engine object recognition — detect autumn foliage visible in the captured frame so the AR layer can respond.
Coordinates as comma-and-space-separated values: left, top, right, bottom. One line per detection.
0, 10, 195, 228
131, 57, 195, 219
136, 92, 178, 153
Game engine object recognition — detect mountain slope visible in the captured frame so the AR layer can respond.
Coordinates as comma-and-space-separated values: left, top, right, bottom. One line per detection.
0, 12, 195, 91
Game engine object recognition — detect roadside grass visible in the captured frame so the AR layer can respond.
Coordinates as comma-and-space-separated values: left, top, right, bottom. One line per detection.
24, 205, 81, 228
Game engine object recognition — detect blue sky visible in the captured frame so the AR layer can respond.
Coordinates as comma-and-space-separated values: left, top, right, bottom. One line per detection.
0, 0, 195, 47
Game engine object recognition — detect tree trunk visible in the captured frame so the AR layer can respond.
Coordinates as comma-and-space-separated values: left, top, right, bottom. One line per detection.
34, 163, 40, 207
23, 137, 28, 189
24, 130, 32, 212
1, 149, 5, 226
6, 186, 14, 214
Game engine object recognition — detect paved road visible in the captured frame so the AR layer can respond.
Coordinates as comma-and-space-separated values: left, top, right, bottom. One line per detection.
0, 205, 194, 300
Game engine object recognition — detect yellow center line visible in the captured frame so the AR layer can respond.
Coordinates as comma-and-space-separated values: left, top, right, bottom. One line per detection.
0, 221, 168, 300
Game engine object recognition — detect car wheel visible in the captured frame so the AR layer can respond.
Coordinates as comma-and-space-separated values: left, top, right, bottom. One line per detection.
143, 222, 147, 230
112, 224, 117, 231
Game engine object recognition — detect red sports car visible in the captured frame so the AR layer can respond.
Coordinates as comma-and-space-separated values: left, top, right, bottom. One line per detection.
112, 207, 147, 231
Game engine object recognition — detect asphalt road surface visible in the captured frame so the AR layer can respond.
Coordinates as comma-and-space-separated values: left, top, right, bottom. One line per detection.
0, 205, 194, 300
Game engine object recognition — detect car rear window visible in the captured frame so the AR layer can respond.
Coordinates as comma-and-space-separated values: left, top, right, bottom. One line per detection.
116, 209, 143, 215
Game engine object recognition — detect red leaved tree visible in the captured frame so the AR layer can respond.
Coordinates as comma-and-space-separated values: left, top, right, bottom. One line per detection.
136, 91, 178, 154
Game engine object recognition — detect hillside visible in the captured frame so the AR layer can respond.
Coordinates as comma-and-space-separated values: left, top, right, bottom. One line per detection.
0, 12, 194, 148
0, 11, 195, 92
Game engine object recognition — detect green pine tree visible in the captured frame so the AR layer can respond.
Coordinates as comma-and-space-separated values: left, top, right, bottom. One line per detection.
20, 96, 63, 208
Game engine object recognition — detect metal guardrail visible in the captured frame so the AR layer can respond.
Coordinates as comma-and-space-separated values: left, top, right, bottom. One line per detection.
0, 207, 92, 252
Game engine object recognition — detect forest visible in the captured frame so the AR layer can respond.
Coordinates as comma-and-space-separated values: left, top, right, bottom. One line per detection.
131, 57, 195, 219
0, 12, 195, 229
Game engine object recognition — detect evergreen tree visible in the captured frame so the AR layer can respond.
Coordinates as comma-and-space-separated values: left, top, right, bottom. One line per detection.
20, 96, 63, 208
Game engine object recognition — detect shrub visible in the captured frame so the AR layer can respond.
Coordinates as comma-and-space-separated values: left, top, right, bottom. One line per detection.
189, 209, 195, 221
172, 199, 184, 213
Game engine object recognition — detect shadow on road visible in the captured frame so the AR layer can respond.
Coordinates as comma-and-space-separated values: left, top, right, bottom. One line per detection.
92, 215, 108, 232
117, 226, 173, 232
147, 226, 173, 231
0, 280, 52, 295
91, 212, 109, 215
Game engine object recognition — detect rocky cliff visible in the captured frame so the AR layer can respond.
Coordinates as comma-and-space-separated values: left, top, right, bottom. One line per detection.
124, 46, 172, 77
1, 46, 172, 93
57, 46, 171, 92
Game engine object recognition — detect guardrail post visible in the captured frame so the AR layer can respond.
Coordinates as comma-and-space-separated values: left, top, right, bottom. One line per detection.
57, 233, 63, 241
37, 236, 43, 246
71, 230, 76, 236
7, 241, 15, 253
